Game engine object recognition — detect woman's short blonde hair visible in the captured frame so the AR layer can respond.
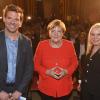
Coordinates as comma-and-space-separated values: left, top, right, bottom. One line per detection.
47, 19, 66, 33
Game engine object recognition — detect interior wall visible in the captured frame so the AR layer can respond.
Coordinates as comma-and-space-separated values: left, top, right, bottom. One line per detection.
0, 0, 12, 17
0, 0, 100, 23
84, 0, 100, 23
43, 0, 54, 18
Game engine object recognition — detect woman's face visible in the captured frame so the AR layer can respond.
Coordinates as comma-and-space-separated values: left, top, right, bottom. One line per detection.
49, 26, 63, 43
90, 27, 100, 46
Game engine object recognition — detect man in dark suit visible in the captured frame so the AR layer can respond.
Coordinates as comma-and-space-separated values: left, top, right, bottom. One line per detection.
0, 4, 33, 100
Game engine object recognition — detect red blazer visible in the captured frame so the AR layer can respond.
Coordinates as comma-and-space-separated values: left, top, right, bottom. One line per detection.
34, 39, 78, 97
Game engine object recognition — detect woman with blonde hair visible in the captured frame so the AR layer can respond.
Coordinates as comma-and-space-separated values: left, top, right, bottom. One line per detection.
34, 19, 78, 100
79, 23, 100, 100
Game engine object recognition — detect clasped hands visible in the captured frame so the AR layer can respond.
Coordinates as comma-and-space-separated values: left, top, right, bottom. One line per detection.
0, 90, 22, 100
46, 66, 68, 80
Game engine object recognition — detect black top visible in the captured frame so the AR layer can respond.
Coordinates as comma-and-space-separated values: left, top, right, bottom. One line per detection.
81, 49, 100, 95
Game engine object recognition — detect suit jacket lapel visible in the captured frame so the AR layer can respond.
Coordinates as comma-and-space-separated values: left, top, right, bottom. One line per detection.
16, 34, 23, 68
0, 31, 8, 80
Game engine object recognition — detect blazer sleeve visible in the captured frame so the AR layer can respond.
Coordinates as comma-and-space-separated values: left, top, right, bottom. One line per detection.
67, 42, 78, 76
17, 39, 33, 93
34, 41, 47, 79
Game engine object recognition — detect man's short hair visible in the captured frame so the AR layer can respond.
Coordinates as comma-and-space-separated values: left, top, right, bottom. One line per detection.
3, 4, 24, 22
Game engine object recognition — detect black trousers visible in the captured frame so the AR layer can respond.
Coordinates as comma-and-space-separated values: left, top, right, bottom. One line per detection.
80, 83, 100, 100
39, 91, 71, 100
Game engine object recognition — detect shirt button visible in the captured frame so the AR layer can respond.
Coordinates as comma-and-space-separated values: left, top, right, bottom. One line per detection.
87, 70, 88, 73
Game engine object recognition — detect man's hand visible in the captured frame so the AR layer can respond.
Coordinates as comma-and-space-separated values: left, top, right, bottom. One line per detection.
0, 91, 9, 100
11, 91, 22, 100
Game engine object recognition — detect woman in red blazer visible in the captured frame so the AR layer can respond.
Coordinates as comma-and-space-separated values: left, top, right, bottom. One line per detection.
34, 19, 78, 100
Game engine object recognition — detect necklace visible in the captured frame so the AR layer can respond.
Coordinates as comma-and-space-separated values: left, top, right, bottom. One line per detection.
49, 40, 63, 48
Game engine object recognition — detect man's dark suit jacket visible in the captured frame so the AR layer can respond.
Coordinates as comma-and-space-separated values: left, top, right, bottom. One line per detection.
0, 30, 33, 94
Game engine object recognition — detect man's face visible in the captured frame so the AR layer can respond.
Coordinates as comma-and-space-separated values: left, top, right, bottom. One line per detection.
3, 11, 22, 34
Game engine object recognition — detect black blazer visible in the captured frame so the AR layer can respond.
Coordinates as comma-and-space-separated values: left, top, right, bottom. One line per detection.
81, 49, 100, 95
0, 30, 33, 94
